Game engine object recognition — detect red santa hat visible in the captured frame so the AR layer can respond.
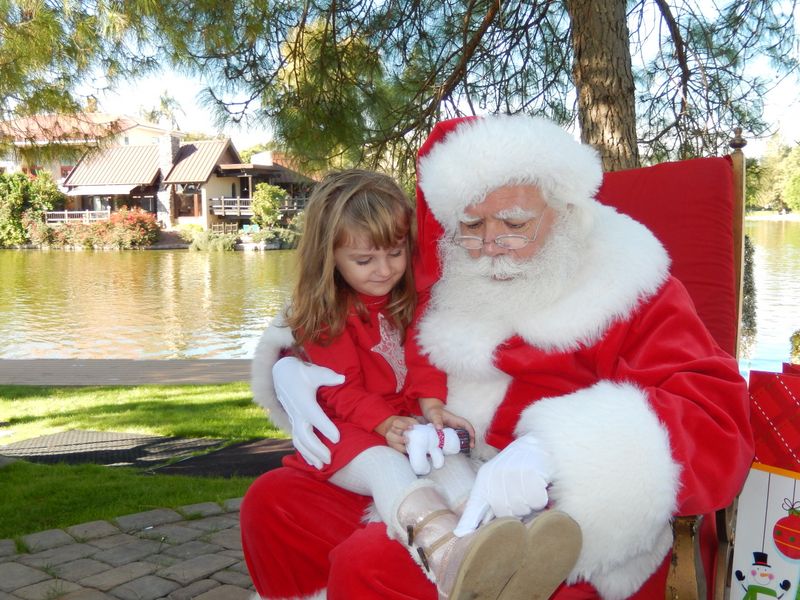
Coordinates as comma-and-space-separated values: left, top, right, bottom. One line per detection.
413, 114, 603, 291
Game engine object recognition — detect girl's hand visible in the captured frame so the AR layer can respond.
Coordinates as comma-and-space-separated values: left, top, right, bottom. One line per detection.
419, 397, 475, 448
419, 397, 446, 428
376, 415, 419, 453
440, 409, 476, 448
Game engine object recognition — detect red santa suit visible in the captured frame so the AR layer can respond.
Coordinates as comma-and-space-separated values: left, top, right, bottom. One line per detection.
242, 115, 754, 600
282, 292, 413, 478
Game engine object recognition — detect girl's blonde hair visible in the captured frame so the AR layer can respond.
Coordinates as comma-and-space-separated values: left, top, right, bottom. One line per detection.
288, 169, 416, 346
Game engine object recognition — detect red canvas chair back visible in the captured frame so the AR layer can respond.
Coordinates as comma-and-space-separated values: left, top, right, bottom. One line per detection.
596, 148, 746, 600
596, 156, 740, 357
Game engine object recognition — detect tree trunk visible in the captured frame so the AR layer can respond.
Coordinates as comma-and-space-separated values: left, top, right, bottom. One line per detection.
565, 0, 640, 171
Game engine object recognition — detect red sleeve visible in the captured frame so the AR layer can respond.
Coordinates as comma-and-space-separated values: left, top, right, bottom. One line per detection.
303, 330, 397, 433
602, 277, 754, 514
404, 288, 448, 407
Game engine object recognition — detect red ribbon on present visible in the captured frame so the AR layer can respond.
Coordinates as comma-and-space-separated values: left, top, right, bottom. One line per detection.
750, 370, 800, 472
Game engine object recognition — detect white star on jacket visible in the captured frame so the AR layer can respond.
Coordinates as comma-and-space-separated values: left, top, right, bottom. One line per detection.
371, 313, 407, 392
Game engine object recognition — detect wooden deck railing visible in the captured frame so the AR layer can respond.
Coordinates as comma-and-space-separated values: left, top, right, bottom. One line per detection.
211, 222, 240, 234
279, 197, 307, 213
210, 196, 307, 217
45, 209, 111, 224
211, 197, 252, 216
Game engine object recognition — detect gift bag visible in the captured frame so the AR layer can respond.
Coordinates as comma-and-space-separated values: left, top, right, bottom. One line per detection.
731, 370, 800, 599
749, 369, 800, 473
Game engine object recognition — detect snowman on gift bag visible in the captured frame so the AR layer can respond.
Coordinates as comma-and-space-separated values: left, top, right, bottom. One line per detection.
735, 551, 792, 599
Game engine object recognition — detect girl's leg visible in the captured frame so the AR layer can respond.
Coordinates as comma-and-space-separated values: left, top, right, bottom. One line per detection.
331, 446, 525, 600
240, 467, 370, 599
425, 453, 478, 509
329, 445, 418, 523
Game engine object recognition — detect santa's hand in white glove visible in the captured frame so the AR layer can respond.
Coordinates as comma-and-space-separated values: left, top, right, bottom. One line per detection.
272, 356, 344, 470
454, 434, 552, 537
404, 423, 466, 475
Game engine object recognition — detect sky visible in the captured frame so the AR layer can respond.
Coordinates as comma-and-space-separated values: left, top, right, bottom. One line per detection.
97, 72, 273, 151
97, 62, 800, 159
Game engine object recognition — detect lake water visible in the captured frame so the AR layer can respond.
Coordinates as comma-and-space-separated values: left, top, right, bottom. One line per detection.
1, 220, 799, 369
0, 249, 296, 359
740, 219, 800, 374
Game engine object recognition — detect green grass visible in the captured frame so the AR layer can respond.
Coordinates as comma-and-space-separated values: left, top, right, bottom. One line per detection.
0, 383, 286, 539
0, 461, 254, 539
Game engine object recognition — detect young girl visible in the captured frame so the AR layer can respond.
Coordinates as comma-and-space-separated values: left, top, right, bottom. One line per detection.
280, 169, 525, 599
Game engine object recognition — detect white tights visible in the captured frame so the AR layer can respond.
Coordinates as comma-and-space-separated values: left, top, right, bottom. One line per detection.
329, 445, 477, 523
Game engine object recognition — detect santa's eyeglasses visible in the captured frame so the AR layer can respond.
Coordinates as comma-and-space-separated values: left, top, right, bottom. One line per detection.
451, 216, 543, 250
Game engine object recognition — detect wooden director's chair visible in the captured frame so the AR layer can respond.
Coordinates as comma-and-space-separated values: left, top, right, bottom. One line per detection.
596, 131, 747, 600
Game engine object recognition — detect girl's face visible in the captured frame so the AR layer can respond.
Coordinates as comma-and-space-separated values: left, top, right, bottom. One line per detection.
333, 233, 408, 297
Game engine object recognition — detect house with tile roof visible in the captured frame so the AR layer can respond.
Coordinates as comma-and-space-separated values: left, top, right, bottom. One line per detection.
61, 135, 314, 231
0, 112, 175, 189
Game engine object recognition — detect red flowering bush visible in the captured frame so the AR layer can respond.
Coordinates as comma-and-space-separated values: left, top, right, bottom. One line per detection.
24, 206, 160, 249
106, 206, 159, 248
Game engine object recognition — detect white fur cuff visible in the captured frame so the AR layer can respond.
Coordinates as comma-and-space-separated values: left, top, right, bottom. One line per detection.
251, 309, 295, 434
515, 380, 680, 599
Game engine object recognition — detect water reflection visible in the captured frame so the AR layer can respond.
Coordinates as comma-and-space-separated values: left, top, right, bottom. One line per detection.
0, 249, 296, 359
1, 220, 799, 363
740, 219, 800, 374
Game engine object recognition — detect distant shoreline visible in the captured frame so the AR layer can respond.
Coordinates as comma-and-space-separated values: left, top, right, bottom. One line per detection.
746, 213, 800, 221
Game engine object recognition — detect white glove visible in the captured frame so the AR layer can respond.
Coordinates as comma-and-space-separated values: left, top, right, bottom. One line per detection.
454, 434, 552, 537
404, 423, 463, 475
272, 356, 344, 469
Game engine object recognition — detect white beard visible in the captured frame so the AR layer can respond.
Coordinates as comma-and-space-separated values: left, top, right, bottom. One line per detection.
417, 213, 588, 455
417, 206, 669, 458
435, 211, 588, 325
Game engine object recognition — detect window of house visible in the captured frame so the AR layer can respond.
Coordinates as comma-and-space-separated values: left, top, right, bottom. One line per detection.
140, 197, 155, 213
231, 183, 237, 197
179, 194, 198, 216
91, 196, 112, 211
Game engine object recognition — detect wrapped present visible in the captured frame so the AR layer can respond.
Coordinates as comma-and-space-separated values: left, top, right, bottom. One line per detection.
749, 370, 800, 473
784, 362, 800, 375
732, 464, 800, 599
730, 371, 800, 598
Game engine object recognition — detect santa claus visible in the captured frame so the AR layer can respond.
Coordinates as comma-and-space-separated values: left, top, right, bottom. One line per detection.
242, 114, 753, 599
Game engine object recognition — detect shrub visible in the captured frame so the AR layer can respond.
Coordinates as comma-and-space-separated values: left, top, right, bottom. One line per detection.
64, 223, 99, 249
251, 183, 286, 229
279, 211, 304, 248
22, 215, 54, 246
791, 330, 800, 365
22, 206, 159, 250
176, 223, 204, 243
0, 172, 64, 247
107, 207, 159, 247
248, 211, 304, 248
189, 231, 238, 251
250, 229, 280, 244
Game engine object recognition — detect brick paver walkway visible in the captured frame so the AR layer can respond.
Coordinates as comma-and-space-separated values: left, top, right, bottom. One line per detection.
0, 498, 254, 600
0, 360, 258, 599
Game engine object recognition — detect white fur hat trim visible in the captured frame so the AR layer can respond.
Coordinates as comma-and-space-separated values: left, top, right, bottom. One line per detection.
418, 115, 603, 231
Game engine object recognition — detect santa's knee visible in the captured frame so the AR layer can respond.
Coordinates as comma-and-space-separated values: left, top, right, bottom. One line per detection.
328, 523, 436, 600
240, 469, 294, 535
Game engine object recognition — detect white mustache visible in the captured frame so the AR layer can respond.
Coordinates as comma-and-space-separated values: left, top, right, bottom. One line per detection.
471, 254, 528, 280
